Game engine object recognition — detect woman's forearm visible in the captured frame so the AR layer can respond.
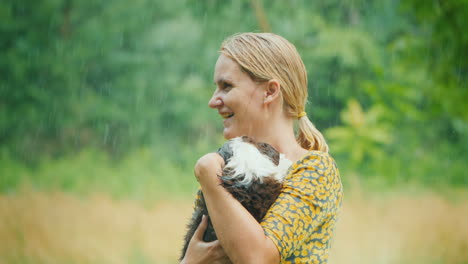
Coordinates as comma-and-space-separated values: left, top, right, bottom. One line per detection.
200, 173, 279, 264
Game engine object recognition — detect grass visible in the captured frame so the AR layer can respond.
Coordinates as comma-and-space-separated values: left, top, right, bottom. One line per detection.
1, 148, 467, 263
0, 148, 202, 202
0, 187, 192, 264
330, 188, 468, 264
1, 187, 467, 264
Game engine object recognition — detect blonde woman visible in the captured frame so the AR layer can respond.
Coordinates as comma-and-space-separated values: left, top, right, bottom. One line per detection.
181, 33, 343, 264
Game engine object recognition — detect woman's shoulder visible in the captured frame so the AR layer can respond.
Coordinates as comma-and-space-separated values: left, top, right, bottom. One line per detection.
289, 150, 338, 173
283, 150, 340, 185
283, 150, 343, 207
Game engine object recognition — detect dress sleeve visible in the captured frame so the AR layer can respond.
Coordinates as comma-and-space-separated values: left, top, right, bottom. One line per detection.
260, 152, 341, 261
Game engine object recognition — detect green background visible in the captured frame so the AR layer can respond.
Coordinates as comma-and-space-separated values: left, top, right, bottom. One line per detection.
1, 0, 467, 198
1, 1, 468, 264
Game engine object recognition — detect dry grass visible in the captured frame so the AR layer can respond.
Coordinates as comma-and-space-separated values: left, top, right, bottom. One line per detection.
330, 190, 468, 264
1, 188, 467, 264
0, 189, 192, 264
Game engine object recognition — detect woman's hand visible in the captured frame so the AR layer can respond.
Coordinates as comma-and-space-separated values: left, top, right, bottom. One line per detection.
194, 153, 225, 185
181, 215, 230, 264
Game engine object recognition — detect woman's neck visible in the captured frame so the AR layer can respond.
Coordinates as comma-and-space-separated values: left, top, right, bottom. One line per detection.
255, 116, 308, 163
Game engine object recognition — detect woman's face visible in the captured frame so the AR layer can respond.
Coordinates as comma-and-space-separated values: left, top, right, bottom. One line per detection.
209, 54, 266, 139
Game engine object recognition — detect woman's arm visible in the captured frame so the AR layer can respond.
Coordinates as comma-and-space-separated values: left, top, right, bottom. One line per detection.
194, 153, 280, 264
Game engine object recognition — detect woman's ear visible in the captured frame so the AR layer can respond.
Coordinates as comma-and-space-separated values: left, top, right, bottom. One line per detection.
263, 79, 281, 105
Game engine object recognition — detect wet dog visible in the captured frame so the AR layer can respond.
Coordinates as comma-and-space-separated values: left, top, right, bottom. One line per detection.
180, 136, 292, 261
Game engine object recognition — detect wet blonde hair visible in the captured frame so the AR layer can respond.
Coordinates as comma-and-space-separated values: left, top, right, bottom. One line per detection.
220, 32, 329, 152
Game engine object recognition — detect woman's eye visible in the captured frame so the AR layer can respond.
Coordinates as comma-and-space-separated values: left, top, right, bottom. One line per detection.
223, 82, 233, 89
214, 81, 233, 91
220, 83, 230, 91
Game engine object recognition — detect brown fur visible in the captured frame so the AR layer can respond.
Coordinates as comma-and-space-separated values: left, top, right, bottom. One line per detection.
180, 137, 284, 261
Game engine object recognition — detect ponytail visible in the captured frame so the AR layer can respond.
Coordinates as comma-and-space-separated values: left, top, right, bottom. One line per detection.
220, 33, 327, 151
297, 116, 329, 152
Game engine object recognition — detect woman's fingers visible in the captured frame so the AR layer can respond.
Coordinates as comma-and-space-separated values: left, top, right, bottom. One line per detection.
185, 215, 230, 263
212, 241, 228, 260
204, 239, 221, 250
192, 215, 208, 241
205, 240, 230, 263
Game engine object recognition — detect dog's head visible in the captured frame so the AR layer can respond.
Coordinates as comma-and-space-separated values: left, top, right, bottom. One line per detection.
217, 136, 292, 187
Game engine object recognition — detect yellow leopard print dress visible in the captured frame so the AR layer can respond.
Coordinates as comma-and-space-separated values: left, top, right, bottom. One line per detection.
260, 151, 343, 264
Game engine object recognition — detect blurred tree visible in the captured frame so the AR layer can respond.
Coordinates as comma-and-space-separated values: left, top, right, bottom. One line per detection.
399, 0, 468, 140
0, 0, 466, 187
326, 99, 393, 165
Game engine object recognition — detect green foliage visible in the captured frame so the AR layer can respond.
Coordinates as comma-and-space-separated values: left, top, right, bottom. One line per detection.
0, 0, 467, 193
326, 99, 392, 165
0, 145, 208, 200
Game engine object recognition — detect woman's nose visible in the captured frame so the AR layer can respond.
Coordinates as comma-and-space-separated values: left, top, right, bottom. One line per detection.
208, 92, 223, 109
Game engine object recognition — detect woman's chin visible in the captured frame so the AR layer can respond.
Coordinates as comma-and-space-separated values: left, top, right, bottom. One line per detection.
223, 132, 233, 140
223, 129, 237, 140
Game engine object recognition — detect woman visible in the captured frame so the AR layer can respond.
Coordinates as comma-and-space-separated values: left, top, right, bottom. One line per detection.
181, 33, 343, 264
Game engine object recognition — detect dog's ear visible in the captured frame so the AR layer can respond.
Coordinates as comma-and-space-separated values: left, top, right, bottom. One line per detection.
256, 142, 280, 166
240, 136, 280, 166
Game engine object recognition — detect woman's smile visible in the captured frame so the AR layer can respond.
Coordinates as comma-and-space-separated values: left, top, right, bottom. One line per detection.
220, 112, 234, 119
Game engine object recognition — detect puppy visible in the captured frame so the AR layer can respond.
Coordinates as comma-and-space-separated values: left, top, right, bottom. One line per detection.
180, 136, 292, 261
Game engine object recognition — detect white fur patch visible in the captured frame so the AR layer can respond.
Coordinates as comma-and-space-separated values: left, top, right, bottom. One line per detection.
223, 137, 292, 187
